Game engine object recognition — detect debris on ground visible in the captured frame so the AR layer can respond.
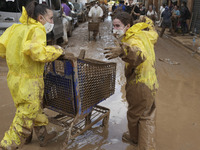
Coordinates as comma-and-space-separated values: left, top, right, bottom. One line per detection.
159, 58, 180, 65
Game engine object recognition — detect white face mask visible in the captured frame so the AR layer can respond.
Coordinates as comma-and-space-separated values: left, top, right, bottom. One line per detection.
113, 26, 127, 38
95, 4, 98, 7
42, 16, 54, 34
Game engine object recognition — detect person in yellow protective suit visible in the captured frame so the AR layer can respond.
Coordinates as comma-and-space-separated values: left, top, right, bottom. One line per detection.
0, 2, 63, 150
104, 12, 158, 150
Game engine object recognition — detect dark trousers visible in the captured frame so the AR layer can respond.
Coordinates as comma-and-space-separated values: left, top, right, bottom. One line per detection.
181, 20, 187, 35
160, 27, 175, 37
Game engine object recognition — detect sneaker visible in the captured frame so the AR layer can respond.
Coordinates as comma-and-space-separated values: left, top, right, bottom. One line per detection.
122, 131, 138, 146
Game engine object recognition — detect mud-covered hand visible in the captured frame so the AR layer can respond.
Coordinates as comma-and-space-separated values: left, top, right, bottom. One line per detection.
52, 45, 64, 51
58, 52, 75, 60
104, 40, 124, 60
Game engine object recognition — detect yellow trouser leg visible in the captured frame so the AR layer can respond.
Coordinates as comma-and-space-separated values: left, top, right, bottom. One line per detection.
1, 101, 48, 149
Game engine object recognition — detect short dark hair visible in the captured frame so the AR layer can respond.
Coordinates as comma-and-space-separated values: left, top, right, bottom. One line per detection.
113, 12, 133, 26
25, 1, 51, 21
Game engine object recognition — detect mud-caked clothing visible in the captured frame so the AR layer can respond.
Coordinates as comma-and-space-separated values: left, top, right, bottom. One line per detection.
0, 7, 62, 149
120, 16, 158, 150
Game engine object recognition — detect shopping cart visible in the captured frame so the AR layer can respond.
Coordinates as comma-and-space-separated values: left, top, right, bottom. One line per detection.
88, 21, 101, 40
43, 51, 116, 148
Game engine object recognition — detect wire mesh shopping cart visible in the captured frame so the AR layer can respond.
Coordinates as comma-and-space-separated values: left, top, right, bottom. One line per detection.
43, 52, 116, 148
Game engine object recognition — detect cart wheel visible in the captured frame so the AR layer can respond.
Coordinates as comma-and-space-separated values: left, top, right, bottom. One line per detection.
102, 116, 109, 127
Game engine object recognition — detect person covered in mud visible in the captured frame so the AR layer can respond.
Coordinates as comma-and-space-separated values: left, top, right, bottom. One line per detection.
104, 12, 158, 149
88, 1, 103, 40
0, 1, 64, 149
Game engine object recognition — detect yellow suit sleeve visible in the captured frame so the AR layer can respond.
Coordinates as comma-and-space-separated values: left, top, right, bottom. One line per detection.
0, 26, 13, 58
121, 45, 146, 68
23, 27, 63, 62
120, 39, 146, 68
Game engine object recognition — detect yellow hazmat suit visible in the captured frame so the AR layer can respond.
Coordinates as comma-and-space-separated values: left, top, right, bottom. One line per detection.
0, 7, 63, 149
121, 17, 158, 150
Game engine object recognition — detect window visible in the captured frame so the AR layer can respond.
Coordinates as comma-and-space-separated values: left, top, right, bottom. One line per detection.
0, 0, 18, 12
17, 0, 37, 12
0, 0, 39, 12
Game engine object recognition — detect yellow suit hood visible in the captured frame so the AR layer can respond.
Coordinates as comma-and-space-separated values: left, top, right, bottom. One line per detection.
121, 16, 159, 91
19, 7, 44, 27
124, 17, 158, 45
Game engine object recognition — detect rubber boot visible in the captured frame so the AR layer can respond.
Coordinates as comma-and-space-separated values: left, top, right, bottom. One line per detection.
24, 130, 33, 145
0, 145, 17, 150
0, 146, 4, 150
122, 131, 138, 146
34, 126, 57, 147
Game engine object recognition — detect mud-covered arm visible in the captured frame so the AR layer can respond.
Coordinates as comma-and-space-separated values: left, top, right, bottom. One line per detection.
0, 26, 13, 58
120, 44, 146, 68
23, 28, 63, 62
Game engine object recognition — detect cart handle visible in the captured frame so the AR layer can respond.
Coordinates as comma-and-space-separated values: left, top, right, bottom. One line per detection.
78, 50, 86, 59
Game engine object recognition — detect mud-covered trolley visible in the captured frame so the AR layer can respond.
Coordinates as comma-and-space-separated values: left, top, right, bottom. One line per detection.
88, 22, 100, 40
43, 54, 116, 147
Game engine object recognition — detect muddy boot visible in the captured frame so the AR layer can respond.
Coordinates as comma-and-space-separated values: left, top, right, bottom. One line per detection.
34, 126, 57, 147
0, 145, 17, 150
0, 146, 4, 150
122, 131, 138, 146
24, 130, 33, 145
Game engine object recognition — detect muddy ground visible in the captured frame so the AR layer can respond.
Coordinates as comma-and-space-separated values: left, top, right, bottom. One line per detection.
0, 16, 200, 150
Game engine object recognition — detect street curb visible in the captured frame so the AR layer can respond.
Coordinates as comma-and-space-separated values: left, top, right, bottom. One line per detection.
157, 30, 200, 61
